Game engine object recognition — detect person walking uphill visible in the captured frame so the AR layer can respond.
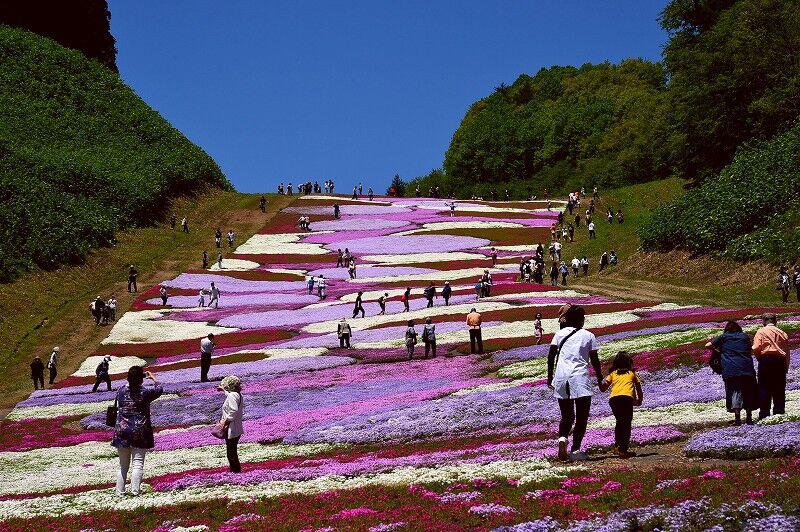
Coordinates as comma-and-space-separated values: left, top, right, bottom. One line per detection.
216, 376, 244, 473
599, 351, 643, 458
352, 291, 365, 318
93, 356, 113, 392
405, 320, 418, 360
422, 317, 436, 358
200, 333, 215, 383
706, 320, 757, 425
442, 282, 452, 306
30, 356, 45, 390
466, 308, 484, 354
338, 318, 352, 348
47, 346, 59, 385
547, 305, 603, 461
752, 313, 790, 419
112, 367, 162, 496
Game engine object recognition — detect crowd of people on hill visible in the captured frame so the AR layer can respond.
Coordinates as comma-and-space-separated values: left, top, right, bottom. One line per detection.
277, 180, 336, 195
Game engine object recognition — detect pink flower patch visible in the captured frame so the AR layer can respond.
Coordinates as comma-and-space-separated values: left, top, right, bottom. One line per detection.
330, 507, 380, 520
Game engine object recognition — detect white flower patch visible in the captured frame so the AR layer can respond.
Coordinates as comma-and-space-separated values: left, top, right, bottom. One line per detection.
6, 394, 177, 421
209, 259, 261, 271
589, 391, 800, 429
101, 310, 238, 345
223, 348, 329, 360
396, 221, 525, 236
0, 457, 581, 519
360, 252, 485, 265
480, 245, 540, 252
264, 268, 307, 276
0, 441, 339, 497
449, 379, 538, 396
71, 356, 148, 377
303, 301, 514, 334
235, 233, 330, 255
598, 328, 718, 358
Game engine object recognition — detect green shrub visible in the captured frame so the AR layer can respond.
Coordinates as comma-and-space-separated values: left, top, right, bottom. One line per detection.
0, 25, 230, 281
638, 121, 800, 261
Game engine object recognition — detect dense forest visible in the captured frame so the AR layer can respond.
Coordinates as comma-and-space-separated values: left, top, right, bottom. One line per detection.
408, 0, 800, 203
0, 0, 117, 71
0, 25, 229, 282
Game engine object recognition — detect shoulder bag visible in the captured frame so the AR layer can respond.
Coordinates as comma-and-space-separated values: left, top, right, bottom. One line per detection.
105, 396, 118, 426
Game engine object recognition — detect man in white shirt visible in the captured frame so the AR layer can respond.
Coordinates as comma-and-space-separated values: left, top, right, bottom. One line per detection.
47, 346, 60, 385
553, 241, 562, 261
588, 221, 596, 239
547, 305, 603, 461
200, 333, 215, 382
571, 257, 581, 277
209, 282, 221, 308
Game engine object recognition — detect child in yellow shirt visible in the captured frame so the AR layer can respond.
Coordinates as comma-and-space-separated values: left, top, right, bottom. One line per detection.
599, 351, 643, 458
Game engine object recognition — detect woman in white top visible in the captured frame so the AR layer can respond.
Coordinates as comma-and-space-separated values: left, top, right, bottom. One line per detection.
547, 305, 602, 462
217, 375, 244, 473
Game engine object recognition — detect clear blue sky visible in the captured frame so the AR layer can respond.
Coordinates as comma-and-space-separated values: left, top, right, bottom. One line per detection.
109, 1, 668, 194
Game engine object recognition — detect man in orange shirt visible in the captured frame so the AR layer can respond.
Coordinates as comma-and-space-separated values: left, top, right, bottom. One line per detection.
752, 313, 790, 419
466, 308, 483, 354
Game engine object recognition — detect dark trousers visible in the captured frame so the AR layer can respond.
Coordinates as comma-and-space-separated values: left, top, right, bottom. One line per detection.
33, 374, 44, 390
339, 335, 350, 348
443, 296, 450, 306
226, 435, 241, 473
92, 374, 112, 392
352, 304, 364, 318
93, 311, 101, 324
426, 298, 434, 308
609, 396, 634, 452
48, 366, 57, 385
758, 356, 787, 418
469, 328, 483, 354
379, 302, 385, 314
425, 340, 436, 358
128, 277, 137, 292
796, 285, 800, 302
558, 396, 591, 452
200, 352, 212, 382
161, 297, 167, 306
403, 300, 409, 312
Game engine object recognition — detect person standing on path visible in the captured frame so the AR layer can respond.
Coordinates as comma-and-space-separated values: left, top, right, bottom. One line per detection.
588, 221, 596, 239
368, 187, 374, 201
112, 367, 162, 496
216, 376, 244, 473
534, 313, 544, 345
217, 251, 223, 269
92, 296, 105, 325
333, 204, 340, 219
466, 308, 484, 354
215, 229, 222, 249
200, 334, 215, 383
92, 356, 113, 392
47, 347, 59, 385
423, 317, 436, 358
405, 320, 418, 360
348, 257, 357, 279
706, 320, 757, 425
338, 318, 352, 348
752, 313, 790, 419
352, 291, 365, 318
317, 275, 327, 299
307, 276, 316, 295
777, 266, 791, 303
30, 356, 45, 390
402, 287, 411, 312
378, 293, 388, 315
490, 248, 498, 266
260, 195, 266, 212
127, 265, 138, 293
442, 282, 452, 306
159, 286, 168, 306
547, 305, 603, 461
336, 249, 344, 267
227, 230, 235, 248
181, 217, 189, 233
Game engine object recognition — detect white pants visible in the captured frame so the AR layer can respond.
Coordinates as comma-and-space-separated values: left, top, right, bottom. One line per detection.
117, 447, 146, 495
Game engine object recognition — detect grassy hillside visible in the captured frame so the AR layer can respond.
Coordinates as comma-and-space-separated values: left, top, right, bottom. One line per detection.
0, 25, 230, 282
0, 191, 290, 412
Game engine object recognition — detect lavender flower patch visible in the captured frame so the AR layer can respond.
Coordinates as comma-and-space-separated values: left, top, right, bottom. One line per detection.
306, 266, 438, 280
147, 293, 319, 310
685, 421, 800, 458
283, 204, 411, 216
164, 274, 306, 293
309, 218, 412, 231
302, 227, 417, 244
325, 234, 491, 255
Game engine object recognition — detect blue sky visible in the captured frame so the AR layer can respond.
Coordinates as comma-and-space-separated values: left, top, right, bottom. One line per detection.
109, 1, 668, 193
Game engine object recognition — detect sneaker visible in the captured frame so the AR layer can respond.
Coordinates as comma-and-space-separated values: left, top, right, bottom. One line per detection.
569, 450, 589, 461
557, 438, 568, 461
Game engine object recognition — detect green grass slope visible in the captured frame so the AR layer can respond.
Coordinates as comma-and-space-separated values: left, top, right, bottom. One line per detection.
0, 25, 230, 282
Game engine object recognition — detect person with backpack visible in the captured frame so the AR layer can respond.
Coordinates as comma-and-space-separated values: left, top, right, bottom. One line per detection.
441, 282, 452, 306
424, 283, 436, 308
706, 320, 757, 426
547, 305, 603, 461
777, 266, 791, 303
422, 317, 436, 358
92, 356, 113, 392
352, 291, 365, 318
216, 376, 244, 473
405, 320, 418, 360
599, 351, 643, 458
337, 318, 352, 348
